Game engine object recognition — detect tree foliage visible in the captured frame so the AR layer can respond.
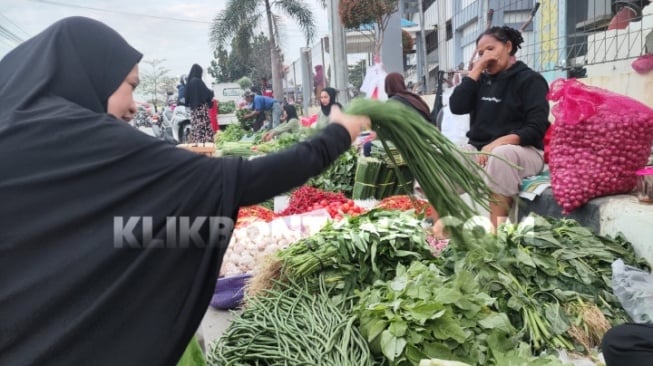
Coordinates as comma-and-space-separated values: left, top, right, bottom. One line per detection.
248, 33, 273, 83
402, 29, 414, 53
338, 0, 399, 57
208, 46, 230, 83
348, 59, 367, 90
339, 0, 398, 28
139, 59, 172, 112
237, 76, 253, 90
208, 32, 272, 84
209, 0, 317, 98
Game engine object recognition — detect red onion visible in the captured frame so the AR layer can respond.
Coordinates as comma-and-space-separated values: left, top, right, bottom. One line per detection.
547, 79, 653, 214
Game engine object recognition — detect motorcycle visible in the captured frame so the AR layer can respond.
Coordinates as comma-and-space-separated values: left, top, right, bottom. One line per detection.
131, 103, 157, 137
159, 97, 192, 144
149, 113, 177, 145
129, 100, 181, 144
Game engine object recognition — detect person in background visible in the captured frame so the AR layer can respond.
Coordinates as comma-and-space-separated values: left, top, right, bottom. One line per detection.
185, 64, 214, 143
313, 65, 325, 105
260, 77, 273, 98
281, 98, 298, 122
242, 90, 282, 131
176, 74, 186, 105
0, 16, 371, 365
385, 72, 433, 124
430, 26, 549, 236
315, 87, 342, 129
362, 72, 432, 157
262, 99, 300, 142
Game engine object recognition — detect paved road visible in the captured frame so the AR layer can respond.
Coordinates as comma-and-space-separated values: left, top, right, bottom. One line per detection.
198, 308, 236, 352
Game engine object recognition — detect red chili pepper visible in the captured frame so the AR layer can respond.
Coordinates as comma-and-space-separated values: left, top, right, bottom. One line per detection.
279, 186, 350, 216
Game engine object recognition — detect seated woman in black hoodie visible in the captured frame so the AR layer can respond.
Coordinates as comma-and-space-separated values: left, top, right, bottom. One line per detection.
431, 26, 550, 235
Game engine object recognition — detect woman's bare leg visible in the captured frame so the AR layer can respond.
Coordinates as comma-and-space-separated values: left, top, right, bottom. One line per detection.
490, 193, 512, 232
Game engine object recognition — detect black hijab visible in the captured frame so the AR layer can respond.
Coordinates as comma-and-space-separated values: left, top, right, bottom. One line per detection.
320, 87, 342, 117
0, 17, 243, 365
185, 63, 214, 109
385, 72, 432, 123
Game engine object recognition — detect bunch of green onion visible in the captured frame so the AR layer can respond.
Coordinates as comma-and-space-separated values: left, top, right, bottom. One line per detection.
347, 99, 490, 237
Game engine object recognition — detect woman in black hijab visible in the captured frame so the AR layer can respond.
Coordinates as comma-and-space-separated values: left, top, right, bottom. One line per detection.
314, 86, 342, 129
0, 17, 369, 365
185, 63, 215, 143
320, 86, 342, 117
385, 72, 433, 124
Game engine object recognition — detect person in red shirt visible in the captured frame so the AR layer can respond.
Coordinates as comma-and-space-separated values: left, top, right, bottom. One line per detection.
260, 77, 273, 98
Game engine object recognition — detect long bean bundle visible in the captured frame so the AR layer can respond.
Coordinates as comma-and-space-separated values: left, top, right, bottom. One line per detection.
208, 279, 374, 366
347, 99, 490, 235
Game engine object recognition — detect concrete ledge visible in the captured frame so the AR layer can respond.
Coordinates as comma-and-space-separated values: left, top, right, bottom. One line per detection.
516, 188, 653, 266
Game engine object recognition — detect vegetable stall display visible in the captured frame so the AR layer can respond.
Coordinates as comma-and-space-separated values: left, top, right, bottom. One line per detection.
431, 214, 648, 355
352, 157, 383, 199
209, 211, 647, 365
368, 140, 416, 199
356, 261, 566, 365
207, 100, 649, 365
276, 210, 434, 296
236, 109, 256, 131
234, 205, 276, 228
346, 99, 491, 241
375, 195, 434, 217
278, 186, 365, 219
307, 147, 358, 197
209, 279, 375, 366
215, 124, 245, 146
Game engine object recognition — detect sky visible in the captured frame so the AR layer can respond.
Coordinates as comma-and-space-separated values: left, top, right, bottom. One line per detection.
0, 0, 330, 85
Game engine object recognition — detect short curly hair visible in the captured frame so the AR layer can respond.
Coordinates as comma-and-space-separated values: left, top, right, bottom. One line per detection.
476, 26, 524, 56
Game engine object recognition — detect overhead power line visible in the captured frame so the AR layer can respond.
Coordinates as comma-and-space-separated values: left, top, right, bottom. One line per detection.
0, 36, 17, 49
0, 25, 23, 43
30, 0, 223, 24
0, 12, 31, 37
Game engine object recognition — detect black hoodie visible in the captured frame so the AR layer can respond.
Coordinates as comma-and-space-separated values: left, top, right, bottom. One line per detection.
449, 61, 550, 150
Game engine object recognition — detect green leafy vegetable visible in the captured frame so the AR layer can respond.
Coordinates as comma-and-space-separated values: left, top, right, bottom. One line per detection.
308, 147, 359, 197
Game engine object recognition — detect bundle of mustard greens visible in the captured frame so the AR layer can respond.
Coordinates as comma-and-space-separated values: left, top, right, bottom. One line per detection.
347, 99, 490, 238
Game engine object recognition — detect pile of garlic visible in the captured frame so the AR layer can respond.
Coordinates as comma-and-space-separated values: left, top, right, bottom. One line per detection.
220, 215, 329, 277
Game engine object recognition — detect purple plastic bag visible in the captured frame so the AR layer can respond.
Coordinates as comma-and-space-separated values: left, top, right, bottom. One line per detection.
210, 273, 251, 310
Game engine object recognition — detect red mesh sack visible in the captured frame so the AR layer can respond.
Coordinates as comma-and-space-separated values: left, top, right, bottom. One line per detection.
547, 78, 653, 214
209, 99, 219, 132
543, 124, 554, 164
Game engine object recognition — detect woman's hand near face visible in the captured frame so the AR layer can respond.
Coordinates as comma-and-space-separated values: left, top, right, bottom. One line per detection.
469, 51, 499, 80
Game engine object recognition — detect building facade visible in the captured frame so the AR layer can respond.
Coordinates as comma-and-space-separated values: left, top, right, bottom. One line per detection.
406, 0, 653, 95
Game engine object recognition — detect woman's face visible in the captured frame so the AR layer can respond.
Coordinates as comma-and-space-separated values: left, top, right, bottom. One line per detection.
107, 65, 139, 122
476, 35, 512, 75
320, 91, 331, 106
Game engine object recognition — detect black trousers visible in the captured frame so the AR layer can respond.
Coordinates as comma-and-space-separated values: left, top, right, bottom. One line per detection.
602, 323, 653, 365
253, 112, 265, 132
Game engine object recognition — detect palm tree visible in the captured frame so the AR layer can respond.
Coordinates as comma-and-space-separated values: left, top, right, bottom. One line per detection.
210, 0, 316, 100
